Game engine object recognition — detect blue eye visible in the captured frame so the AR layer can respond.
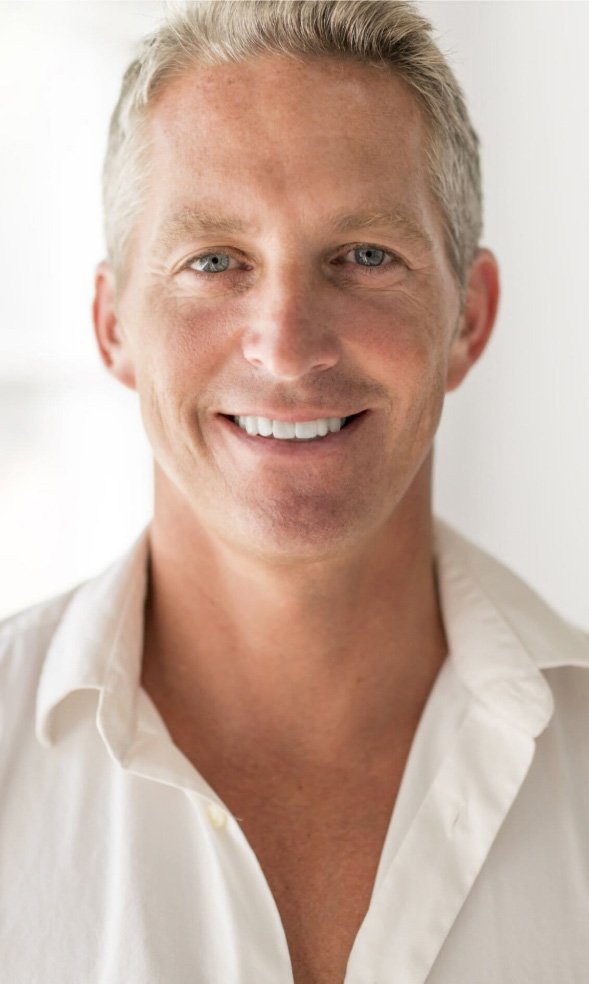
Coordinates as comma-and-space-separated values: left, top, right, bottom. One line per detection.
192, 252, 231, 273
353, 246, 387, 267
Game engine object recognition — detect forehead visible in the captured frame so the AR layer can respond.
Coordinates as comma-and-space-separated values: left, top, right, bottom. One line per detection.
154, 51, 424, 123
142, 53, 438, 245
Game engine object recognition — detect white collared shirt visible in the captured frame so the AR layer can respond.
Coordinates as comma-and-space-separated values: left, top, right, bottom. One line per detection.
1, 520, 588, 983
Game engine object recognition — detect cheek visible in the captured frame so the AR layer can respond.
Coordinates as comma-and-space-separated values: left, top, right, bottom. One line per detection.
133, 293, 234, 392
353, 298, 449, 447
353, 297, 447, 391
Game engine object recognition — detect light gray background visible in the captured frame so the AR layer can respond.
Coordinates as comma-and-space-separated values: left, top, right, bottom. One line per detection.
1, 1, 587, 628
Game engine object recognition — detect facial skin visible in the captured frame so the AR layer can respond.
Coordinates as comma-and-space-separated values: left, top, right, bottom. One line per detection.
94, 76, 485, 984
94, 54, 498, 568
94, 62, 499, 967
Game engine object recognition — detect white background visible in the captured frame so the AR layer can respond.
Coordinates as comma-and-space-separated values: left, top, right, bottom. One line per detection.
0, 1, 587, 628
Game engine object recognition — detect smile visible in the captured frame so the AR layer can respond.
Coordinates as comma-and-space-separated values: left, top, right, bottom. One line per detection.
233, 415, 347, 441
218, 411, 367, 455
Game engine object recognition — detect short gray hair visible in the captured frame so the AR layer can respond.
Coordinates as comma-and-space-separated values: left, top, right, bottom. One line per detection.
103, 0, 482, 292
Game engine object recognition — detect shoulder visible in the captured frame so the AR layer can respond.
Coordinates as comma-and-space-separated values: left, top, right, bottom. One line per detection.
0, 587, 79, 661
0, 527, 150, 693
434, 518, 589, 672
0, 588, 80, 706
0, 528, 150, 751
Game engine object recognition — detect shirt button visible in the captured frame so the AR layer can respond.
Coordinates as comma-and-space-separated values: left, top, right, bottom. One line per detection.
207, 803, 228, 829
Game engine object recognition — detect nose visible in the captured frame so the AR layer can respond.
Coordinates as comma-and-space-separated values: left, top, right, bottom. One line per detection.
241, 268, 340, 381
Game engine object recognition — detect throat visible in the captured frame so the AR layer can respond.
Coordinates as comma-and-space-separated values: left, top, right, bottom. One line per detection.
143, 511, 447, 766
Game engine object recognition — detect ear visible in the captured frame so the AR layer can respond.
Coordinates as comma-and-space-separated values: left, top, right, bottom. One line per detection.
92, 261, 137, 391
446, 248, 500, 393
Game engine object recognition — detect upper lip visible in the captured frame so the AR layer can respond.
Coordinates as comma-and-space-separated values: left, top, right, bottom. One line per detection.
220, 409, 366, 422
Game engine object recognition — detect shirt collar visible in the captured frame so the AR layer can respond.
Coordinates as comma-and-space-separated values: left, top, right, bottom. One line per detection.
433, 521, 558, 738
36, 525, 150, 751
36, 519, 589, 751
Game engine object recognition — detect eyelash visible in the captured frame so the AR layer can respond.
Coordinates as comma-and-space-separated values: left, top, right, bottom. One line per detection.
183, 244, 404, 275
334, 245, 403, 273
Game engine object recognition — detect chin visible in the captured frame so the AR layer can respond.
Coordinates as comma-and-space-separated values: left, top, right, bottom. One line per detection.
217, 492, 390, 563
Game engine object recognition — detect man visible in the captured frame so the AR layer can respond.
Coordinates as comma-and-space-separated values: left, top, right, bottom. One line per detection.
1, 2, 587, 982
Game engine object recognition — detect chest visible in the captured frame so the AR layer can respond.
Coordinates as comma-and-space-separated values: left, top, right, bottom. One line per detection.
213, 765, 406, 984
244, 817, 391, 984
142, 680, 415, 983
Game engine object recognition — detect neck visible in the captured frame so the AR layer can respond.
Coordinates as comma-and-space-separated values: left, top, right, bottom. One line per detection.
141, 466, 447, 765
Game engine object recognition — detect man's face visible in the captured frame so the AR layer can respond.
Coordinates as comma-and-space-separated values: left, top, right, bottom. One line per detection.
102, 55, 475, 560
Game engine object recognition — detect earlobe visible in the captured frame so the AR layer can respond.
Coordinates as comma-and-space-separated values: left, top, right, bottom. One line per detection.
446, 248, 500, 393
92, 261, 137, 391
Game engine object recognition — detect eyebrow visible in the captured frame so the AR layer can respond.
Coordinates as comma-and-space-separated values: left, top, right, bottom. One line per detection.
156, 208, 251, 251
333, 207, 434, 252
156, 204, 434, 253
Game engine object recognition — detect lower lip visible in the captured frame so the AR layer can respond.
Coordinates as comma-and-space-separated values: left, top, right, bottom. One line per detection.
216, 412, 368, 456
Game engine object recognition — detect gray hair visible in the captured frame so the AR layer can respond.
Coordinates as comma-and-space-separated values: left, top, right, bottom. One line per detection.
103, 0, 482, 293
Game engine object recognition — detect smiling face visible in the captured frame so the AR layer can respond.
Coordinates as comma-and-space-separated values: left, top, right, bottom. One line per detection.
94, 54, 497, 561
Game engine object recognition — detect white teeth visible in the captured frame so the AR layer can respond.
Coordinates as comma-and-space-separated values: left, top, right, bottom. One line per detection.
233, 415, 346, 440
295, 420, 319, 439
273, 420, 295, 439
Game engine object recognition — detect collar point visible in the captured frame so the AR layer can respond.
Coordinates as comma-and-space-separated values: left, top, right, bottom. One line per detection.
482, 674, 555, 739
